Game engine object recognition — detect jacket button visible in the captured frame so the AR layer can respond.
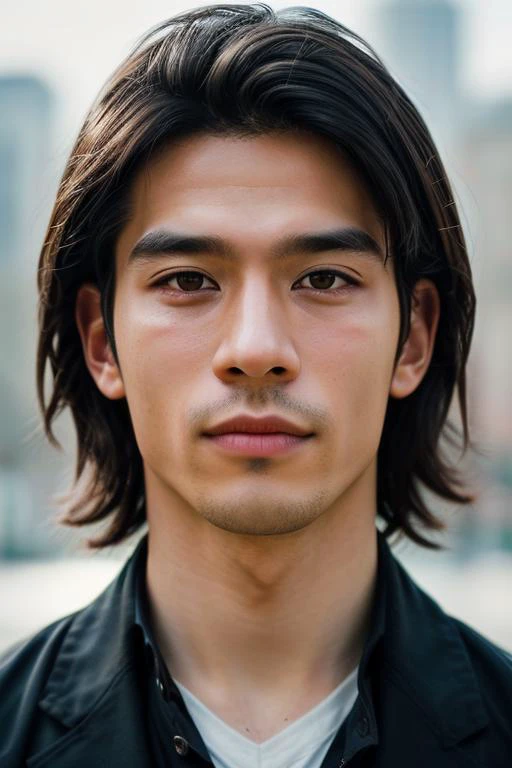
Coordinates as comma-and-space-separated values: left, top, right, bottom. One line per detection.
173, 735, 190, 756
357, 715, 370, 737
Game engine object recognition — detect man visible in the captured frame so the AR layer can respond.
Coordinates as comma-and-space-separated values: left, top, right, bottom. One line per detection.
1, 3, 511, 766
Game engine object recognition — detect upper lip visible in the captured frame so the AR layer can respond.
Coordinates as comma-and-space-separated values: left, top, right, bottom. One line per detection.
203, 414, 313, 437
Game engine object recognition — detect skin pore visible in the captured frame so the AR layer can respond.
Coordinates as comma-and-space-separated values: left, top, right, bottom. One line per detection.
75, 131, 440, 743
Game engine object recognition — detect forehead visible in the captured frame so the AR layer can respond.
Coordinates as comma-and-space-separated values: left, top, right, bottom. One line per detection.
117, 131, 385, 260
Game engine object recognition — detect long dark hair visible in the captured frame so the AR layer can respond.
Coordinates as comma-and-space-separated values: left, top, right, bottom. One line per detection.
37, 3, 476, 549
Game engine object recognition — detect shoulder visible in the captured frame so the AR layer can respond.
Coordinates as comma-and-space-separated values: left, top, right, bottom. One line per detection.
382, 543, 512, 760
450, 615, 512, 758
0, 539, 143, 705
452, 615, 512, 694
0, 544, 145, 763
0, 612, 79, 765
0, 611, 78, 706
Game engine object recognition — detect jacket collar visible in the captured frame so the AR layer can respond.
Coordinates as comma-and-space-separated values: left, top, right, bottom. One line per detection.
38, 528, 489, 751
38, 533, 148, 729
373, 530, 489, 748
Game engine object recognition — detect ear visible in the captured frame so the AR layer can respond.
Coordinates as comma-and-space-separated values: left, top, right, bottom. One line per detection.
390, 278, 441, 399
75, 283, 126, 400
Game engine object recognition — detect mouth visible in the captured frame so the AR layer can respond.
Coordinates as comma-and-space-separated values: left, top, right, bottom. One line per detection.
202, 431, 315, 457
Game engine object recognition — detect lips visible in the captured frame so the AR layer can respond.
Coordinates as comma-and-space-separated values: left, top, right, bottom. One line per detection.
203, 414, 313, 437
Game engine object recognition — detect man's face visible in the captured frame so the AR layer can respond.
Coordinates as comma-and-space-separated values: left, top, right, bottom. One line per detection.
109, 131, 401, 535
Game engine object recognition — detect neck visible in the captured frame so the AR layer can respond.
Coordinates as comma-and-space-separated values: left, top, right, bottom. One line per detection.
144, 477, 378, 740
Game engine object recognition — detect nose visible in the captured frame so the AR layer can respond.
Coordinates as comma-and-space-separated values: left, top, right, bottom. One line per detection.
211, 277, 301, 383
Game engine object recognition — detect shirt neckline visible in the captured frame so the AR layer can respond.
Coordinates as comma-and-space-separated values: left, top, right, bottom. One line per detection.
173, 664, 359, 766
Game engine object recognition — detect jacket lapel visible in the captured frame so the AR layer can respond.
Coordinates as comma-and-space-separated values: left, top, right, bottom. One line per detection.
27, 660, 152, 768
27, 536, 153, 767
377, 532, 490, 746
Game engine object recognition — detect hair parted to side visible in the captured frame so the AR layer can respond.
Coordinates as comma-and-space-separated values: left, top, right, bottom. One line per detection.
37, 3, 476, 549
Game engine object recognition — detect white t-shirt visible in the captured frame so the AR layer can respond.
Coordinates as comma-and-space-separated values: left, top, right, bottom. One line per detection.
174, 665, 359, 768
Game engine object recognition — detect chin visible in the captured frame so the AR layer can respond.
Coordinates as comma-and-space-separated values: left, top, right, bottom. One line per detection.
193, 489, 330, 536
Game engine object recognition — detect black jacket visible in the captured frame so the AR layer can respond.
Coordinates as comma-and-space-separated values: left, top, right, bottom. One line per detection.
1, 530, 512, 767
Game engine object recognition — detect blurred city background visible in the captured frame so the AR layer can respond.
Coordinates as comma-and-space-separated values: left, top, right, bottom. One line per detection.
1, 0, 511, 652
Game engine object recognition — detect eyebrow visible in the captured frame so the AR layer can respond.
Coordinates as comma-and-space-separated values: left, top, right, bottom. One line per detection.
128, 226, 386, 265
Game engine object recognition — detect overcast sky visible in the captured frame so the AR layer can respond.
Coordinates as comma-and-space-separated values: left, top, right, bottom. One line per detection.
2, 0, 511, 147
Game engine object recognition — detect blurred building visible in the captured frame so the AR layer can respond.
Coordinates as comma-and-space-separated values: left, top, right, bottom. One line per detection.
373, 0, 512, 551
461, 98, 512, 548
0, 75, 66, 557
375, 0, 463, 150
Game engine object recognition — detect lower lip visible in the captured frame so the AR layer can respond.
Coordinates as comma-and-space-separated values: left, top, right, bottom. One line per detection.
204, 432, 313, 456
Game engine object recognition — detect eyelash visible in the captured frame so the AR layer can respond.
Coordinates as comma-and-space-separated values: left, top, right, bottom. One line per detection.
152, 269, 359, 298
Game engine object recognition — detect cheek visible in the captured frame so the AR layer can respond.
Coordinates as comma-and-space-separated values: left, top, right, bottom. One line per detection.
310, 301, 398, 384
310, 301, 399, 449
114, 302, 205, 447
117, 297, 206, 380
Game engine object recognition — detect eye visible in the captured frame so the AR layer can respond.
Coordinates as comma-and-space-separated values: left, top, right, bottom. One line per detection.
152, 268, 358, 296
294, 270, 358, 294
153, 271, 216, 293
